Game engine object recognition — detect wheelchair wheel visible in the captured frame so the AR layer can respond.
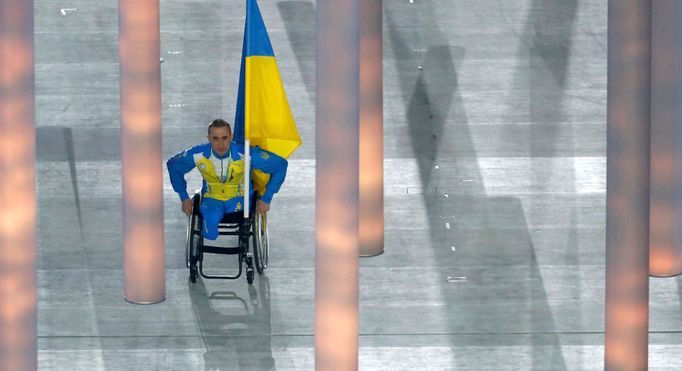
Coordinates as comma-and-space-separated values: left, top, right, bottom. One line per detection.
252, 212, 269, 274
190, 265, 198, 283
191, 233, 202, 264
187, 213, 202, 264
246, 268, 254, 285
185, 213, 196, 268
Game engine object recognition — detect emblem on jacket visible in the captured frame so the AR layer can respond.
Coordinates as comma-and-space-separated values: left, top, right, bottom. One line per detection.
172, 150, 186, 159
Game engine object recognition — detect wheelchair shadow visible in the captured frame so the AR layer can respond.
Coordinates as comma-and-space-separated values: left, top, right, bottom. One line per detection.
189, 276, 275, 371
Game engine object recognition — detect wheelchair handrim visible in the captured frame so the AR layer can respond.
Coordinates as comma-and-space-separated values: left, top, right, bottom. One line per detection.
185, 215, 192, 268
255, 213, 269, 269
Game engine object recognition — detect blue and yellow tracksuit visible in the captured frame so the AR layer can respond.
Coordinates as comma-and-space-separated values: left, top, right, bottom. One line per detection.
167, 141, 287, 240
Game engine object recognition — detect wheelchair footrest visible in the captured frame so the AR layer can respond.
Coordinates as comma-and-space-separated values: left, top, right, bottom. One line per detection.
202, 244, 242, 255
199, 270, 242, 280
197, 256, 250, 281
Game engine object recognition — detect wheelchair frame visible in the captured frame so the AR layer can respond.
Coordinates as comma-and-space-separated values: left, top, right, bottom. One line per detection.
186, 191, 269, 284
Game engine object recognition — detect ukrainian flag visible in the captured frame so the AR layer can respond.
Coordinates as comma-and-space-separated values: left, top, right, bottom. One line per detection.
234, 0, 301, 161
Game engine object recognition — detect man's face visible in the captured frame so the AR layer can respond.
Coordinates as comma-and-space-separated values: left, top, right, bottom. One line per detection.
208, 126, 232, 156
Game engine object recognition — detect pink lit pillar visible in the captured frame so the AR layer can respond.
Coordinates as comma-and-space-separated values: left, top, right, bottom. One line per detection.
359, 0, 384, 257
605, 0, 651, 369
315, 0, 360, 370
0, 1, 37, 369
119, 0, 165, 304
649, 0, 682, 277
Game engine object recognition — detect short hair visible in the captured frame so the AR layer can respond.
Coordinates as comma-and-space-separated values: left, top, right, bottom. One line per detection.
208, 119, 232, 136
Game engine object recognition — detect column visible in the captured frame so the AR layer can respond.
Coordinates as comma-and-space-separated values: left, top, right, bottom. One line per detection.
649, 0, 682, 277
605, 1, 652, 369
359, 0, 384, 257
315, 0, 360, 369
0, 1, 37, 369
119, 0, 165, 304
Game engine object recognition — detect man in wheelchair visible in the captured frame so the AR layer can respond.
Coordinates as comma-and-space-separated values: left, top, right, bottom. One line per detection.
167, 119, 287, 241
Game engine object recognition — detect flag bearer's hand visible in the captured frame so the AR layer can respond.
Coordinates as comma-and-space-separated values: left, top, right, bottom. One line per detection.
256, 200, 270, 215
182, 199, 193, 216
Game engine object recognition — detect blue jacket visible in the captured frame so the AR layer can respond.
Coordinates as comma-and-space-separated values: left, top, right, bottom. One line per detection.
167, 141, 288, 204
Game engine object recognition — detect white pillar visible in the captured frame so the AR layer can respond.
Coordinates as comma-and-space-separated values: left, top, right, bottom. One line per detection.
649, 0, 682, 277
119, 0, 165, 304
605, 0, 652, 369
359, 0, 384, 257
0, 1, 37, 369
315, 0, 360, 369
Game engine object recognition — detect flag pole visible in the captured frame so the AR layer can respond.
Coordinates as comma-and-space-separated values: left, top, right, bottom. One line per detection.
244, 139, 251, 217
242, 0, 250, 218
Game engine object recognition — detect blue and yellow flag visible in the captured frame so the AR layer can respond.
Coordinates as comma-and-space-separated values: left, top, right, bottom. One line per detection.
234, 0, 301, 161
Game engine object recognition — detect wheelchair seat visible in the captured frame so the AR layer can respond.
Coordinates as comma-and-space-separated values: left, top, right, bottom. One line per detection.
186, 191, 269, 285
217, 210, 245, 224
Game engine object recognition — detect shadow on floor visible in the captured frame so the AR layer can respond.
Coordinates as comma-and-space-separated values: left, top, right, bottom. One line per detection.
386, 1, 572, 369
189, 275, 275, 371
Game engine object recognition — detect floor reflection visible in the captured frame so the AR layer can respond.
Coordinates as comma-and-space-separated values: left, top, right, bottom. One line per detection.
189, 276, 275, 371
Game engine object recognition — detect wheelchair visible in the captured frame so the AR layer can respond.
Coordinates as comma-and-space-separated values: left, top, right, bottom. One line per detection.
186, 191, 269, 285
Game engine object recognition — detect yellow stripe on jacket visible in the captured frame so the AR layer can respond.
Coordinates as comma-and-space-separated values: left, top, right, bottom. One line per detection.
195, 156, 245, 201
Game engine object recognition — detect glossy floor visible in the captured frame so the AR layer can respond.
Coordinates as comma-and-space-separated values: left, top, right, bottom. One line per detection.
35, 0, 682, 370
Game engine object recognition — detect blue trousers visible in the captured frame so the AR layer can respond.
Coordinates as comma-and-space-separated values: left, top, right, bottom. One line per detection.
200, 197, 244, 240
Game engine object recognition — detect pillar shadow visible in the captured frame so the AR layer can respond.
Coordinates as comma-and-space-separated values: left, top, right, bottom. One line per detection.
505, 0, 579, 368
277, 1, 315, 99
36, 126, 84, 237
386, 1, 571, 368
512, 1, 579, 369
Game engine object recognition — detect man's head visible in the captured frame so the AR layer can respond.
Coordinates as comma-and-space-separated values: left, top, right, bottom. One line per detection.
207, 119, 232, 156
